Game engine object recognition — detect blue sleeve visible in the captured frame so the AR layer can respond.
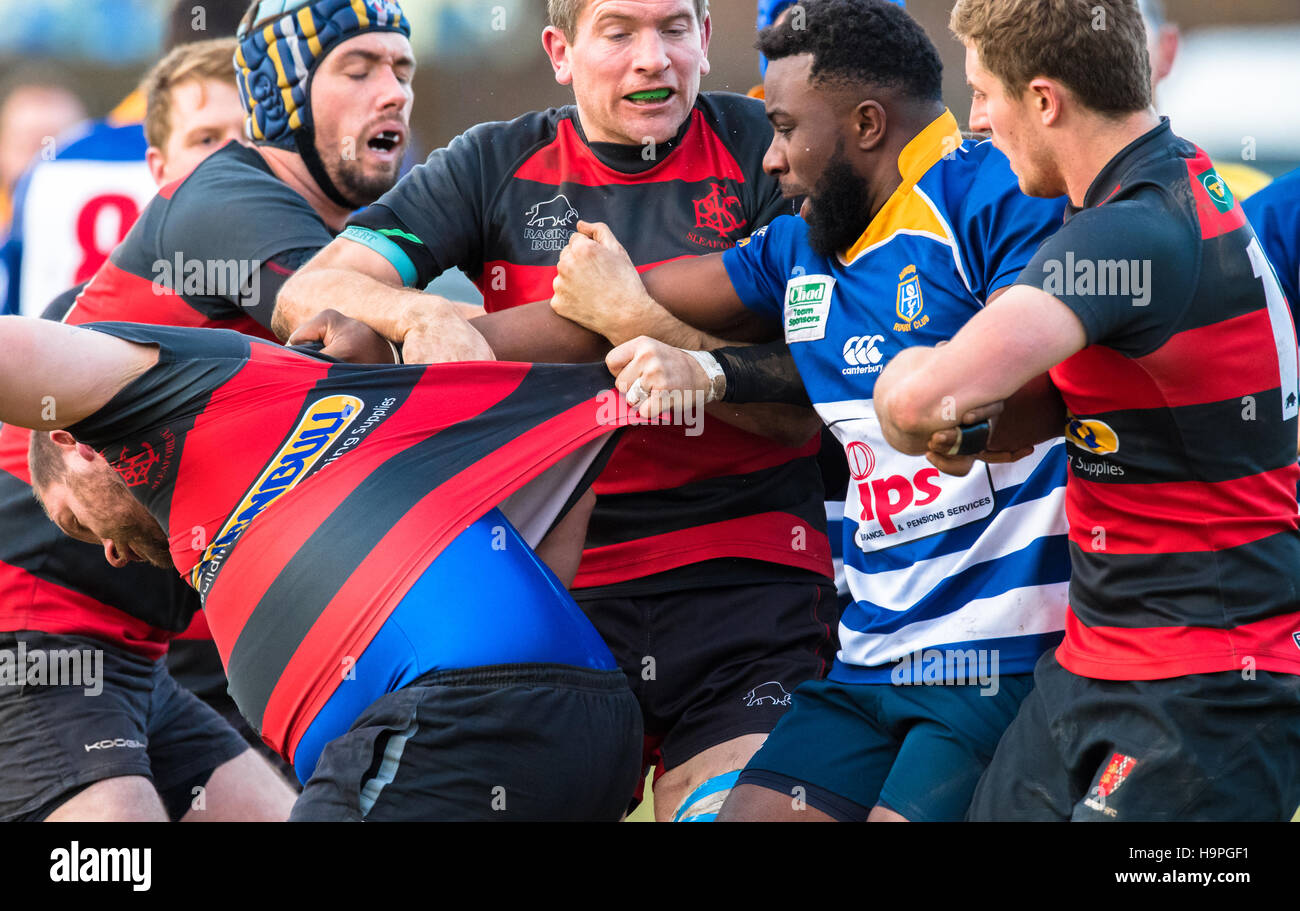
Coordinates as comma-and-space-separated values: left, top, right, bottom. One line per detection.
1243, 168, 1300, 323
957, 144, 1067, 301
0, 172, 30, 315
721, 214, 799, 322
0, 234, 17, 316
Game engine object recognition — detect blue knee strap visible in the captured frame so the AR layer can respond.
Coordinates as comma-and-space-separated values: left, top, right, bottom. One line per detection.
672, 770, 742, 822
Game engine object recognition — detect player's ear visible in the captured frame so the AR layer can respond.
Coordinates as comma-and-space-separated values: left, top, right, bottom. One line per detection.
145, 146, 166, 187
697, 13, 712, 77
853, 99, 886, 153
1027, 78, 1062, 126
48, 430, 79, 452
542, 26, 574, 86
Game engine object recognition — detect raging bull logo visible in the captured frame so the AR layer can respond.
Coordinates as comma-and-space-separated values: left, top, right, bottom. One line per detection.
743, 681, 793, 706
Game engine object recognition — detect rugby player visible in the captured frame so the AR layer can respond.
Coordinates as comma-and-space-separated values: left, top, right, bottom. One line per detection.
0, 315, 642, 820
0, 39, 292, 823
546, 0, 1071, 821
0, 0, 250, 316
870, 0, 1300, 820
276, 0, 841, 822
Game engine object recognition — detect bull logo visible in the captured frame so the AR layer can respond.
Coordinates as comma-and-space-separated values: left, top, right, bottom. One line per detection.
114, 443, 159, 487
525, 194, 579, 228
693, 182, 743, 238
743, 681, 793, 706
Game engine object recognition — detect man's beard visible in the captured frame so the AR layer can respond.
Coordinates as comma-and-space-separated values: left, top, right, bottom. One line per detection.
91, 474, 176, 570
102, 512, 175, 570
333, 153, 402, 206
804, 142, 873, 258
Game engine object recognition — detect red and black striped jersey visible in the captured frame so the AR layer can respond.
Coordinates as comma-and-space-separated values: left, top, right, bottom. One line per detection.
0, 143, 332, 656
347, 93, 832, 592
66, 141, 330, 337
67, 323, 629, 756
1016, 118, 1300, 680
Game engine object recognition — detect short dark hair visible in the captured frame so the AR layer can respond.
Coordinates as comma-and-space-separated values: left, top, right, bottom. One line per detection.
165, 0, 251, 52
756, 0, 943, 103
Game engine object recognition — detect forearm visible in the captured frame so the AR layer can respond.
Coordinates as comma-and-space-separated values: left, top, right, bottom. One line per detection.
470, 300, 611, 363
704, 402, 821, 448
711, 340, 812, 406
596, 289, 731, 350
272, 268, 450, 343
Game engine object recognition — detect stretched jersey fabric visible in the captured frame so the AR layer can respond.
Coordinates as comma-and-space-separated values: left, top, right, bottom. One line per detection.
722, 110, 1071, 682
67, 323, 631, 759
342, 93, 831, 594
1015, 118, 1300, 680
1, 105, 153, 317
1243, 166, 1300, 324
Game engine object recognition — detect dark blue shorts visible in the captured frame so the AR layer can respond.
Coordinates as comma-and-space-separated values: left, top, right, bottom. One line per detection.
737, 671, 1035, 821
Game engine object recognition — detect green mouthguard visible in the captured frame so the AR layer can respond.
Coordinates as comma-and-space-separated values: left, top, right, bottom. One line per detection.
627, 89, 671, 101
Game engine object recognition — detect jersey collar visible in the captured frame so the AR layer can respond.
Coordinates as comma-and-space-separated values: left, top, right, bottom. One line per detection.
1079, 115, 1177, 210
841, 108, 963, 266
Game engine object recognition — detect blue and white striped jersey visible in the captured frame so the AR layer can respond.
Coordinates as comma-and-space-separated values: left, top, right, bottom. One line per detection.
722, 110, 1071, 682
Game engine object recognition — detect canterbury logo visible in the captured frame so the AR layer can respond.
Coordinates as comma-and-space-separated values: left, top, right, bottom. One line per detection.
190, 395, 363, 594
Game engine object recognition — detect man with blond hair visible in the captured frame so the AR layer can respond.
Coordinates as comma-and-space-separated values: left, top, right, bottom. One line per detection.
141, 38, 248, 186
869, 0, 1300, 820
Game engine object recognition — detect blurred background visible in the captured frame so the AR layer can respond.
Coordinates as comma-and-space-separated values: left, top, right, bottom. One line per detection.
1, 0, 1297, 170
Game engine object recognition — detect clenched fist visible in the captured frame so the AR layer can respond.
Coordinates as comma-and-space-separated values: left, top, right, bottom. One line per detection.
606, 335, 711, 420
552, 221, 656, 345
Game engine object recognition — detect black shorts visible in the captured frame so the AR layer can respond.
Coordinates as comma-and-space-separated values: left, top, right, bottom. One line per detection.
289, 663, 642, 821
0, 631, 249, 821
969, 651, 1300, 821
576, 575, 839, 771
167, 637, 299, 787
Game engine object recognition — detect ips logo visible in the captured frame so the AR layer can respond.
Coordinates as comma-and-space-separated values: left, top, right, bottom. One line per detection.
191, 394, 363, 592
1200, 169, 1234, 214
860, 467, 943, 535
1065, 417, 1120, 454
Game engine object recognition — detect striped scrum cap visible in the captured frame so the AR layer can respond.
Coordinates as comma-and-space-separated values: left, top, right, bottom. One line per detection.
235, 0, 410, 149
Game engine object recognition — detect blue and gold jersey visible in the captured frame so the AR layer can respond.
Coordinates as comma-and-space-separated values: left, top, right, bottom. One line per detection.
723, 110, 1071, 682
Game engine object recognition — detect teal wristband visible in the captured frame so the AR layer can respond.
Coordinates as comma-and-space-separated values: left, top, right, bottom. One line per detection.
339, 225, 419, 288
